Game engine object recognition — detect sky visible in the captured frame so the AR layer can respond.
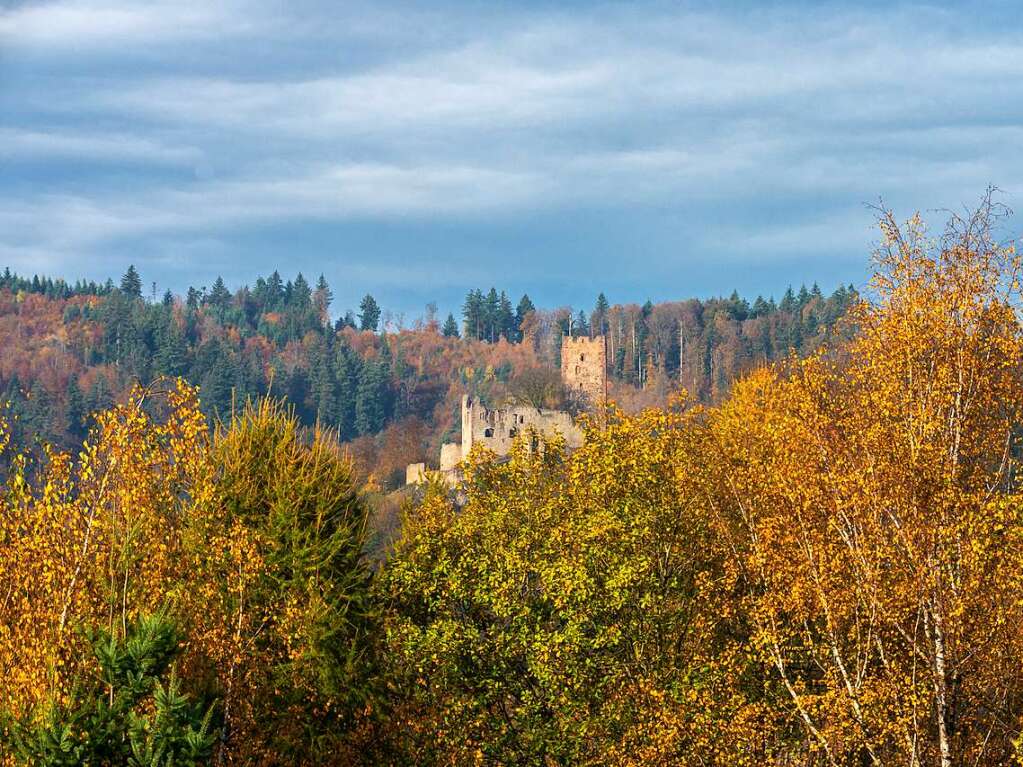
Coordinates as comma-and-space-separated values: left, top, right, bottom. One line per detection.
2, 0, 1022, 321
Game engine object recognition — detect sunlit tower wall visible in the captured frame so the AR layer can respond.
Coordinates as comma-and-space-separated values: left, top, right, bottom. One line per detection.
560, 335, 607, 412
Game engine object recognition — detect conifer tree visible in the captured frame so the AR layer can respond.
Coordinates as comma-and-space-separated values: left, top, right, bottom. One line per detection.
592, 292, 610, 335
120, 265, 142, 298
442, 313, 460, 338
515, 294, 535, 339
358, 294, 381, 332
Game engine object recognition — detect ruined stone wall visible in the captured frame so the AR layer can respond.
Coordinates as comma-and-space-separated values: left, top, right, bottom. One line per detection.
461, 395, 583, 457
439, 442, 462, 472
561, 335, 607, 410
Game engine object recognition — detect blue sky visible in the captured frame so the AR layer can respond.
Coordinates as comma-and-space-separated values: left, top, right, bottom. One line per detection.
2, 0, 1022, 320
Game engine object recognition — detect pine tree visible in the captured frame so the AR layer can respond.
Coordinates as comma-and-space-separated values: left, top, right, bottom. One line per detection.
292, 273, 312, 308
497, 291, 515, 341
120, 265, 142, 298
65, 376, 85, 442
483, 288, 500, 342
358, 294, 381, 332
442, 313, 460, 338
314, 274, 333, 325
355, 359, 389, 435
462, 289, 483, 340
515, 294, 535, 339
592, 293, 610, 336
209, 276, 231, 313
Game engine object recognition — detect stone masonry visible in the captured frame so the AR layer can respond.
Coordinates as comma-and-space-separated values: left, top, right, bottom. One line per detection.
561, 335, 607, 410
407, 335, 607, 486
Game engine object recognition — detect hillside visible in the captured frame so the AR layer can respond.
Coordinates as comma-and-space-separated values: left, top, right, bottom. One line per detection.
0, 267, 857, 487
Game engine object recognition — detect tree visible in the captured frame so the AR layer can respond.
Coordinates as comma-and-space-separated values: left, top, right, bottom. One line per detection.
314, 274, 333, 325
382, 413, 764, 765
506, 365, 565, 410
515, 294, 535, 340
462, 289, 484, 340
64, 376, 85, 442
712, 194, 1023, 766
483, 288, 500, 342
188, 397, 380, 762
355, 359, 389, 435
441, 313, 459, 338
3, 610, 217, 767
592, 292, 610, 336
120, 266, 142, 298
359, 294, 381, 332
208, 276, 231, 315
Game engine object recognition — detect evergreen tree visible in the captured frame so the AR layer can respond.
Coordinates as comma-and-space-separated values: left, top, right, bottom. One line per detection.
461, 289, 483, 340
162, 289, 174, 307
334, 346, 358, 440
514, 294, 535, 339
779, 286, 796, 314
483, 288, 500, 342
3, 610, 217, 767
592, 293, 610, 336
120, 265, 142, 298
292, 273, 312, 309
442, 313, 460, 338
358, 294, 381, 332
155, 322, 188, 378
497, 291, 515, 341
313, 274, 333, 325
573, 310, 590, 337
65, 376, 85, 442
354, 359, 389, 435
208, 276, 231, 314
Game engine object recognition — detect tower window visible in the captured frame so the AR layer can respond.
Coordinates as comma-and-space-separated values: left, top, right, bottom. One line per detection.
580, 353, 585, 361
484, 428, 494, 438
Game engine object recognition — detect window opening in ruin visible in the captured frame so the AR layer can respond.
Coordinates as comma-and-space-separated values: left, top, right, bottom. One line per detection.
580, 354, 585, 361
509, 428, 517, 438
484, 428, 493, 438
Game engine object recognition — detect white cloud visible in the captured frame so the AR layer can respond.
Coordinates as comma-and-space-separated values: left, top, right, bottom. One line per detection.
0, 128, 201, 165
0, 0, 242, 48
2, 0, 1023, 300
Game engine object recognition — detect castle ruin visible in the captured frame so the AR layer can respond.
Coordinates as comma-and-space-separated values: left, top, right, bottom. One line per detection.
408, 334, 607, 486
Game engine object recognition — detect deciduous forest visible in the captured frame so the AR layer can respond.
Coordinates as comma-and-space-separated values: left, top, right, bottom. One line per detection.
3, 198, 1023, 765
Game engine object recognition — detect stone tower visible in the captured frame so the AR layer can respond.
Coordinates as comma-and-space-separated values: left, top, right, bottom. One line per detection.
561, 335, 607, 411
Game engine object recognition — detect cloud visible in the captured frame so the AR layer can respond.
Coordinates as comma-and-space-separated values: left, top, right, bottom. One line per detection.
2, 0, 1023, 308
0, 0, 255, 49
0, 128, 201, 165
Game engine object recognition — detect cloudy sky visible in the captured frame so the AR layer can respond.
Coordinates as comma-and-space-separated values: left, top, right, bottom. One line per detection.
2, 0, 1021, 318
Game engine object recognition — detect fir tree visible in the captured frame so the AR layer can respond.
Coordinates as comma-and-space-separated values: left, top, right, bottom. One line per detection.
358, 294, 381, 332
120, 265, 142, 298
515, 294, 535, 339
592, 293, 610, 336
442, 313, 460, 338
313, 274, 333, 325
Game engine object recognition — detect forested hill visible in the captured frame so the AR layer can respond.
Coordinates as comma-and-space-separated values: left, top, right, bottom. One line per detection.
0, 266, 857, 488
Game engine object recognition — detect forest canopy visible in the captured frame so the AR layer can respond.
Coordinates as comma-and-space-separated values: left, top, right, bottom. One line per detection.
3, 196, 1022, 765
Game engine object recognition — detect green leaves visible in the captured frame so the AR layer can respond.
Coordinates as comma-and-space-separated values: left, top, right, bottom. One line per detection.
2, 610, 218, 767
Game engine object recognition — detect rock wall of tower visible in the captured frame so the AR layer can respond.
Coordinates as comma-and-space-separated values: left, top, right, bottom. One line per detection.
560, 335, 607, 410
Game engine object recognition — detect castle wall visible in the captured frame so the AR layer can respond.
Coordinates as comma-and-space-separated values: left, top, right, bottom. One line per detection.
439, 442, 461, 472
406, 462, 426, 485
561, 335, 606, 410
461, 395, 583, 457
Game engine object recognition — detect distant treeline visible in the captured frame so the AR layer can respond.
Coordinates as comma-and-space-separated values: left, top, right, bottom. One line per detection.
0, 265, 857, 485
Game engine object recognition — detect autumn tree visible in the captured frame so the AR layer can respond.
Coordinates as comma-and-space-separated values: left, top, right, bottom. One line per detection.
711, 193, 1023, 766
180, 397, 380, 764
381, 413, 778, 765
